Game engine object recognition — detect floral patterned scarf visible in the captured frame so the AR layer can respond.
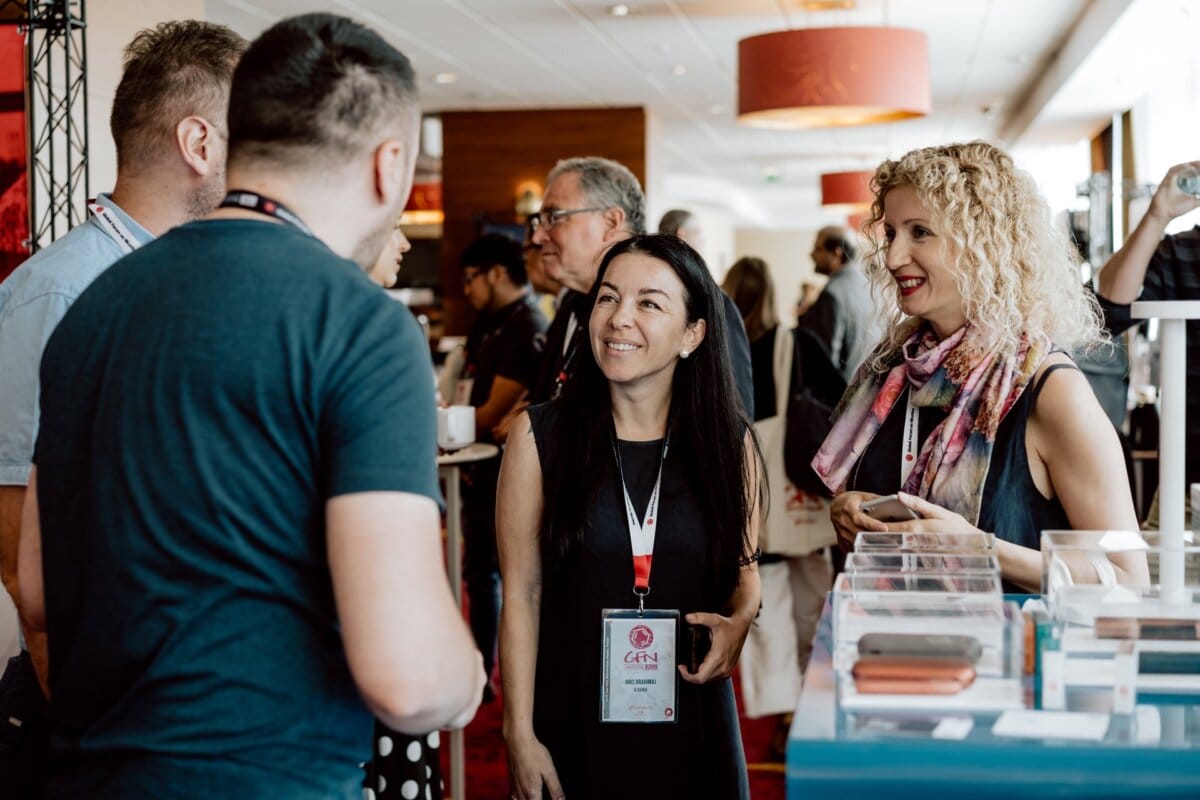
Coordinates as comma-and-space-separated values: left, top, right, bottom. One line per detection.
812, 323, 1051, 525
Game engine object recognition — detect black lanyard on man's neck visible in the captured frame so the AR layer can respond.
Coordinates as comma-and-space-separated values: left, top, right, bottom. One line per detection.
219, 190, 313, 237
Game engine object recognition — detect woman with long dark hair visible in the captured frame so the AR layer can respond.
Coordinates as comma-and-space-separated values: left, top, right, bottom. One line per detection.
497, 234, 762, 799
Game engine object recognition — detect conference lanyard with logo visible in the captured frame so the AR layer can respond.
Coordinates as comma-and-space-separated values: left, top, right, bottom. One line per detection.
900, 387, 920, 486
88, 202, 143, 255
219, 190, 314, 237
599, 426, 678, 724
551, 313, 581, 400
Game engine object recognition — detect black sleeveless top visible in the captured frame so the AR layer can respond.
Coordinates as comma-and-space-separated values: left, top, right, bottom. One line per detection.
850, 362, 1077, 550
524, 402, 748, 800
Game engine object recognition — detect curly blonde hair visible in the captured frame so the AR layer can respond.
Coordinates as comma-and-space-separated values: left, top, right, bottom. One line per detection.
861, 140, 1104, 372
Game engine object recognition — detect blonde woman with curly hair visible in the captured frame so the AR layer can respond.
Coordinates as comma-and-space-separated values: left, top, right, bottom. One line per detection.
812, 141, 1148, 590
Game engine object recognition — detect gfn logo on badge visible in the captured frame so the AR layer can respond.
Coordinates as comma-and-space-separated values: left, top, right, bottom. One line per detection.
628, 624, 654, 650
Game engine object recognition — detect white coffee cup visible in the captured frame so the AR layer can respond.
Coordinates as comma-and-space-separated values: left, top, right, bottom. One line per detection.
438, 405, 475, 450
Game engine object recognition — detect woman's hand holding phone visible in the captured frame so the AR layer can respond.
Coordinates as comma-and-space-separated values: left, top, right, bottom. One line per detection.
878, 493, 981, 536
830, 492, 891, 551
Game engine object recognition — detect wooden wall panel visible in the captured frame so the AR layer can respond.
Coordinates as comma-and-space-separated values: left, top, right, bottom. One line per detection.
440, 107, 646, 334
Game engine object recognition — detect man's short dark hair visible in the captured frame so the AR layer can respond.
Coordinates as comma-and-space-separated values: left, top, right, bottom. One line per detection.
110, 21, 246, 170
460, 234, 527, 287
821, 226, 859, 264
228, 13, 419, 169
658, 209, 693, 237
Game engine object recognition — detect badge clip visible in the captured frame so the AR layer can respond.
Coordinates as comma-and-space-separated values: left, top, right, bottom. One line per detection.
633, 586, 649, 616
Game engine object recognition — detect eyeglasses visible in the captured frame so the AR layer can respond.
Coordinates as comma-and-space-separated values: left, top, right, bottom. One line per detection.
528, 207, 606, 232
462, 268, 487, 287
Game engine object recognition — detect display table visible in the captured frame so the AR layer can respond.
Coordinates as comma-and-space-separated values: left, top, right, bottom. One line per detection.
437, 442, 499, 800
787, 600, 1200, 799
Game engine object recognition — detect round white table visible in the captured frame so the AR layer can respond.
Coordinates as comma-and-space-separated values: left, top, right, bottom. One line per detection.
437, 442, 499, 800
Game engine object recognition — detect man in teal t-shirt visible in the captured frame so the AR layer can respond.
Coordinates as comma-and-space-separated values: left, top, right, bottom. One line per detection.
19, 14, 484, 799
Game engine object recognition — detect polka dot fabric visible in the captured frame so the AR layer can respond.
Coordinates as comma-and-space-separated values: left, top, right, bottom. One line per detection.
363, 721, 443, 799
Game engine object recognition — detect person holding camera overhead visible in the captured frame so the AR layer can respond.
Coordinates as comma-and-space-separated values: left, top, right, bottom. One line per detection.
812, 141, 1148, 591
496, 234, 762, 799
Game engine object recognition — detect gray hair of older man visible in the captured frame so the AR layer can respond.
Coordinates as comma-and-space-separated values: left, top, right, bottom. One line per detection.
546, 156, 646, 235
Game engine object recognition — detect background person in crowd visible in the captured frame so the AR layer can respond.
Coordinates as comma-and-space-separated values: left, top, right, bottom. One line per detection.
658, 207, 704, 251
722, 256, 832, 759
457, 233, 548, 700
523, 220, 562, 322
0, 20, 246, 793
362, 219, 444, 800
802, 225, 883, 381
17, 14, 483, 799
525, 156, 643, 405
813, 141, 1148, 591
1094, 159, 1200, 528
497, 234, 762, 800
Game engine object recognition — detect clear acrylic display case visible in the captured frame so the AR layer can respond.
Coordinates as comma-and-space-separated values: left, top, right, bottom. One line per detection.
853, 531, 996, 553
844, 552, 1000, 575
1040, 530, 1200, 624
830, 570, 1014, 675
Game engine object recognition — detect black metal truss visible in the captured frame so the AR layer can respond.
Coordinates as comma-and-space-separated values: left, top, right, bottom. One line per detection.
2, 0, 88, 253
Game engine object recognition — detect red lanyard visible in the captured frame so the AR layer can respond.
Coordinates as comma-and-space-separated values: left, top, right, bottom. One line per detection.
612, 427, 670, 612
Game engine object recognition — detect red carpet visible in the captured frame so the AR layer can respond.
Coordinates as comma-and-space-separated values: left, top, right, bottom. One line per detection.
440, 674, 786, 799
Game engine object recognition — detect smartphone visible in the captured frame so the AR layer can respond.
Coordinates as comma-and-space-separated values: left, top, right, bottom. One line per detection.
688, 624, 712, 673
860, 494, 920, 522
851, 656, 975, 695
857, 633, 982, 664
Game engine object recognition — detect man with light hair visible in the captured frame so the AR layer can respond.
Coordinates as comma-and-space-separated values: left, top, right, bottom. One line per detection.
19, 14, 483, 798
528, 157, 753, 415
0, 20, 246, 793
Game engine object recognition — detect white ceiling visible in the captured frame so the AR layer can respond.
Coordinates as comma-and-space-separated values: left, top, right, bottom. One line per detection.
207, 0, 1186, 227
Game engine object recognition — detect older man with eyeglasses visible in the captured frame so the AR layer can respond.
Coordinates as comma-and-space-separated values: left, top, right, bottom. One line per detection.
519, 156, 753, 419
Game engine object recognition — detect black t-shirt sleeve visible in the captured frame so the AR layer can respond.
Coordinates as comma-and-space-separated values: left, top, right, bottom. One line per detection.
319, 297, 441, 504
1092, 234, 1176, 336
1140, 235, 1175, 302
494, 319, 546, 390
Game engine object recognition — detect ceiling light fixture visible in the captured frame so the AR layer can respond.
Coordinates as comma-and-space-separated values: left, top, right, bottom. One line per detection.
820, 170, 874, 212
434, 72, 457, 84
737, 27, 930, 129
609, 4, 630, 16
672, 64, 687, 76
793, 0, 856, 9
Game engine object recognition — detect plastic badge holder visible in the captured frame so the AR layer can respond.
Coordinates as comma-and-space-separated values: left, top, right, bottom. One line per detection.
853, 531, 996, 553
1041, 531, 1200, 694
831, 570, 1014, 677
844, 552, 1000, 575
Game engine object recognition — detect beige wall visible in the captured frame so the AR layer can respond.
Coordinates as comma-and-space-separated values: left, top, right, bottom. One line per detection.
733, 228, 825, 328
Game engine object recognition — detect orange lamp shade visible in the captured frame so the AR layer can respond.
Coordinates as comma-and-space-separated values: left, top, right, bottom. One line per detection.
821, 170, 875, 212
738, 27, 930, 129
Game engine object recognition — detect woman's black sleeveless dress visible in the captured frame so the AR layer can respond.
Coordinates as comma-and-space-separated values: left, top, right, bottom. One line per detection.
850, 364, 1077, 554
527, 402, 749, 799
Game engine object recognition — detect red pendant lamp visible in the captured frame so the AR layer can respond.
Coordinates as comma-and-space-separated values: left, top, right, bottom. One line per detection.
821, 170, 875, 212
738, 27, 930, 129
